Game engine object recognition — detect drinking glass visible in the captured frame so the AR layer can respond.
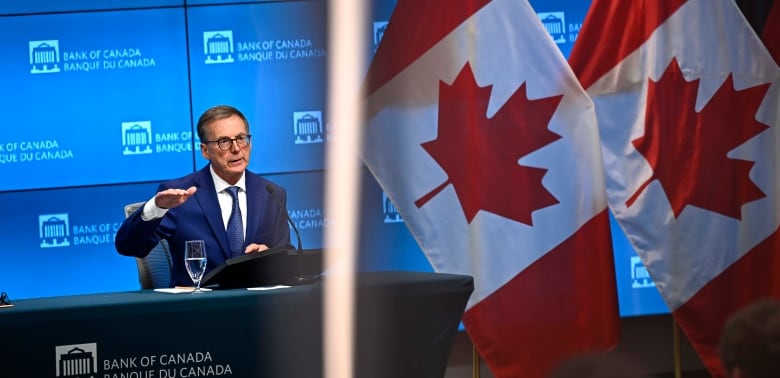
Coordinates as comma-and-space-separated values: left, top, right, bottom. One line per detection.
185, 240, 207, 293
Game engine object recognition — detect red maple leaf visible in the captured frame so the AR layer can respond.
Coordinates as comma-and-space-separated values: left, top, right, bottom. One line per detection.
626, 58, 769, 219
414, 63, 562, 225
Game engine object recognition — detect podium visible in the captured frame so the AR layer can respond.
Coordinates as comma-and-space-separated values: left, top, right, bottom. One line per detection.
201, 246, 320, 288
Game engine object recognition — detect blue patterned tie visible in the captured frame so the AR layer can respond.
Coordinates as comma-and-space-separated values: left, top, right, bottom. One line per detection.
225, 186, 244, 258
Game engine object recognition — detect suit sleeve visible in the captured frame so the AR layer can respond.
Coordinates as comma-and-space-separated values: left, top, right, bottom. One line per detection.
114, 184, 175, 258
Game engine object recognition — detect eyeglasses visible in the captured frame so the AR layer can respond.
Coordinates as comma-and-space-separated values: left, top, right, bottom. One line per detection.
203, 134, 252, 151
0, 292, 10, 306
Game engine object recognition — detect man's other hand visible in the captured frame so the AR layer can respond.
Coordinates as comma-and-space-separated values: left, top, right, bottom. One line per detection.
245, 243, 270, 254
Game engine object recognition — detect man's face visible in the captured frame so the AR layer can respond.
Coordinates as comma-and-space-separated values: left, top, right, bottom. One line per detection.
200, 114, 251, 184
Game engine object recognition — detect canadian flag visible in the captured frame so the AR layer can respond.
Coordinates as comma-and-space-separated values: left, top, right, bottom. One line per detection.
569, 0, 780, 375
362, 0, 619, 377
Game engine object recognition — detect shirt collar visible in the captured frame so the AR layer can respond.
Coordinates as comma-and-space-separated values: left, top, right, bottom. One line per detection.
209, 165, 246, 194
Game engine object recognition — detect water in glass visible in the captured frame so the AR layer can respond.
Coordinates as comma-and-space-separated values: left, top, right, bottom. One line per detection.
185, 240, 207, 293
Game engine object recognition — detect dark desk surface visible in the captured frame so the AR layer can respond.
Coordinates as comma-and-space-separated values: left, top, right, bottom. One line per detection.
1, 271, 473, 378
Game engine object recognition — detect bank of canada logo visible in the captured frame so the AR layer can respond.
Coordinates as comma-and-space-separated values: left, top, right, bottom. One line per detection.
373, 21, 388, 52
382, 192, 402, 223
630, 256, 655, 289
293, 111, 325, 144
538, 12, 566, 44
204, 30, 235, 64
56, 343, 97, 377
122, 121, 153, 155
29, 40, 61, 74
39, 213, 70, 248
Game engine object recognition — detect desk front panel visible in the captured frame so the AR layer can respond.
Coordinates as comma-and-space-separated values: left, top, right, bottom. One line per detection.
0, 271, 473, 378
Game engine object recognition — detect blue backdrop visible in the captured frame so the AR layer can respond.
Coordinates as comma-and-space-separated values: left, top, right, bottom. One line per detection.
0, 0, 668, 317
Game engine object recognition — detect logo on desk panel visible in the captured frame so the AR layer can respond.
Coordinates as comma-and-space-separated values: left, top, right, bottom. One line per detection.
203, 31, 235, 64
537, 12, 567, 44
293, 111, 325, 144
630, 256, 656, 289
39, 213, 70, 248
121, 121, 153, 155
30, 40, 61, 74
382, 191, 403, 224
55, 343, 98, 377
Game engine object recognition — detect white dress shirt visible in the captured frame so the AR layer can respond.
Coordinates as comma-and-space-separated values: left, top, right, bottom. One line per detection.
141, 166, 248, 239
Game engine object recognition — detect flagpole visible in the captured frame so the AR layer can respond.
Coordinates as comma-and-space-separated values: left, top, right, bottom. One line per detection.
672, 319, 681, 378
472, 342, 481, 378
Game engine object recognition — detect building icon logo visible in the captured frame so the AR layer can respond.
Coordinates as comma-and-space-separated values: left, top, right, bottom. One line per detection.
122, 121, 153, 155
382, 191, 402, 224
203, 30, 235, 64
373, 21, 388, 52
29, 40, 61, 74
39, 213, 70, 248
293, 111, 325, 144
538, 12, 567, 44
630, 256, 655, 289
55, 343, 98, 377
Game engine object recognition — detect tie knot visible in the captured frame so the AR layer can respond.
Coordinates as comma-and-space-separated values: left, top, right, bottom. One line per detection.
225, 186, 240, 199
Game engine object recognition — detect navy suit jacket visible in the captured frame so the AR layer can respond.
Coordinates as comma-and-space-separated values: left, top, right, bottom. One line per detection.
115, 165, 292, 287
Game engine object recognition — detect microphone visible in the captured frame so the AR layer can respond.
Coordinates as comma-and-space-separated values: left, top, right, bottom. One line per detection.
265, 184, 313, 284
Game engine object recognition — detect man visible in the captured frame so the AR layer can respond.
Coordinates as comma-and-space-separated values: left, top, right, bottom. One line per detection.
115, 105, 292, 287
719, 299, 780, 378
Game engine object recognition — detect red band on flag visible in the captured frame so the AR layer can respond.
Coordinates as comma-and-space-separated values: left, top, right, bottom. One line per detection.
569, 0, 687, 89
464, 210, 619, 378
363, 0, 490, 96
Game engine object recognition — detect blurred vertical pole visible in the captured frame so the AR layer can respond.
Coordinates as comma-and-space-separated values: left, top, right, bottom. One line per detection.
324, 0, 366, 378
672, 319, 681, 378
472, 344, 481, 378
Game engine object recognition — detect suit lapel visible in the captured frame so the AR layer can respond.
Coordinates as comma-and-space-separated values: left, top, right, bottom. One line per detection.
194, 166, 232, 260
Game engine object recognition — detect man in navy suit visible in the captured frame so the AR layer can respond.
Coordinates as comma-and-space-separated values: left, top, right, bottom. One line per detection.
115, 105, 292, 287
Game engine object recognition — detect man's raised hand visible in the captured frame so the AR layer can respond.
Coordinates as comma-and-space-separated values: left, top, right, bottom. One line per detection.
155, 186, 197, 209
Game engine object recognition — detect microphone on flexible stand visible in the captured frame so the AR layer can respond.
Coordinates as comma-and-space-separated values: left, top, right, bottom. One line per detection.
266, 184, 317, 284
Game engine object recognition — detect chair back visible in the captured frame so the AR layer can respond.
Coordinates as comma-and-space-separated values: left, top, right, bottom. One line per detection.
123, 202, 173, 289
